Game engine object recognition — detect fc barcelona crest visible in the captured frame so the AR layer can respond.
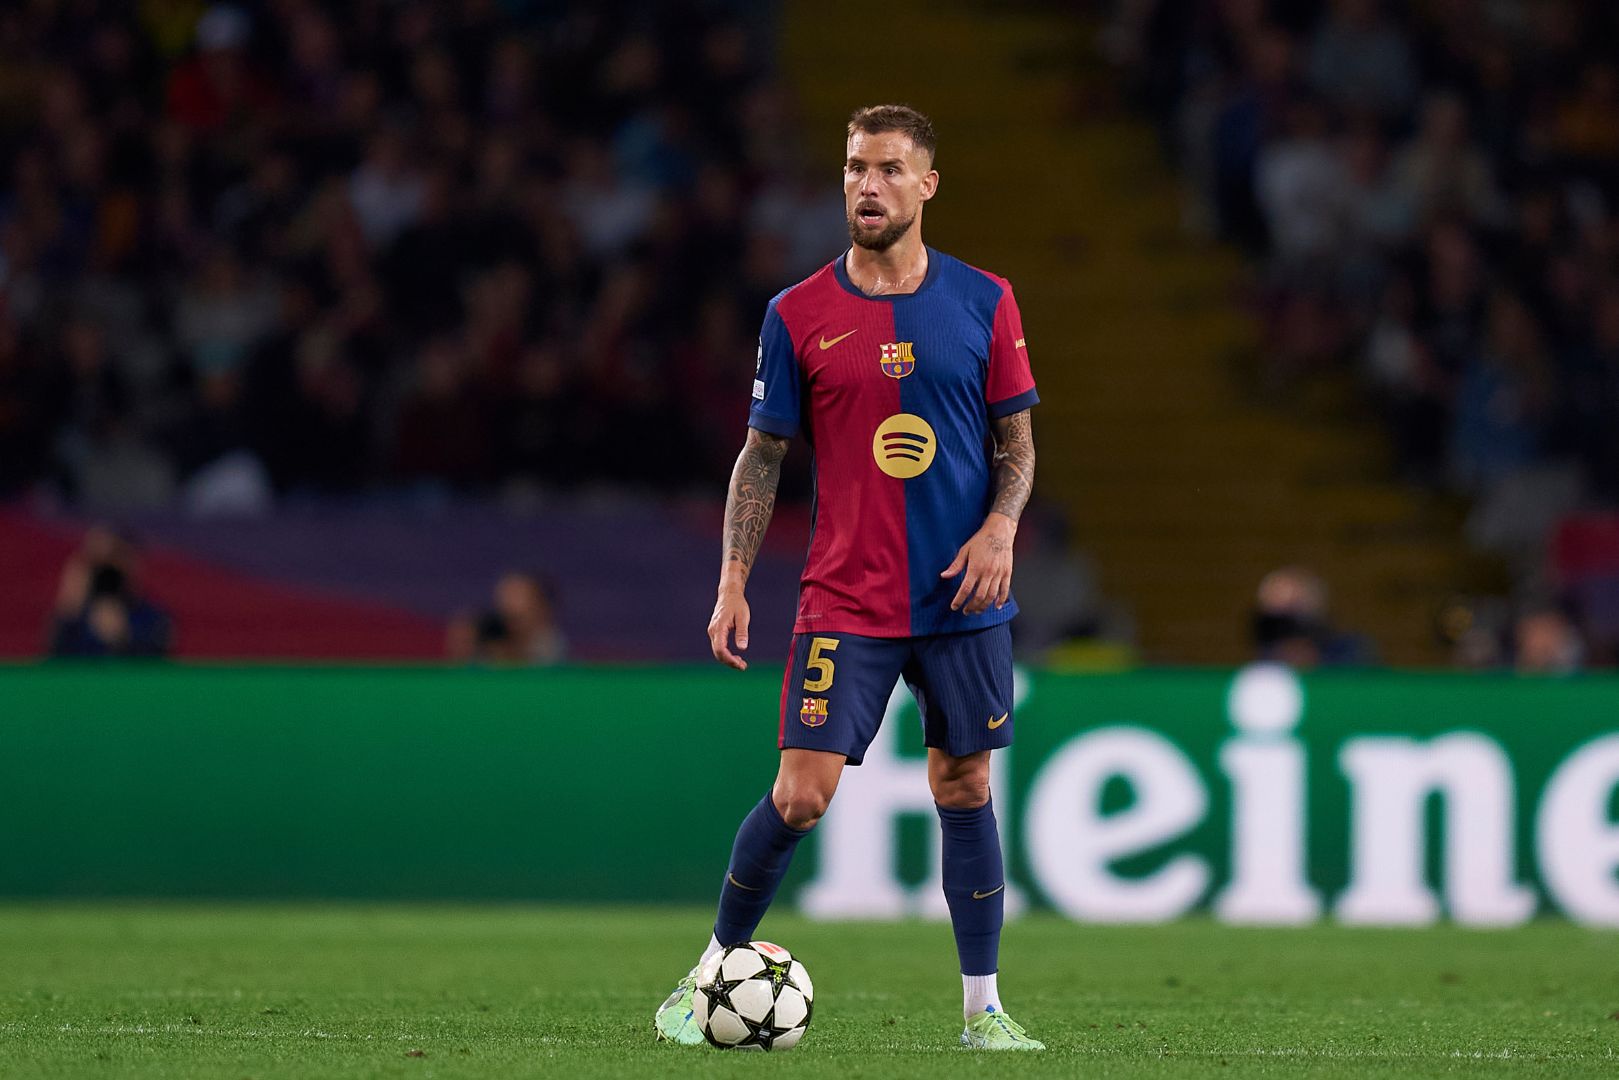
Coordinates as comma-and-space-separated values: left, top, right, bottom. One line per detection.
880, 342, 916, 379
800, 697, 829, 727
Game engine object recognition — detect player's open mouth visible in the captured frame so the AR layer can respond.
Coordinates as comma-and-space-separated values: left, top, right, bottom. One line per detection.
856, 205, 885, 225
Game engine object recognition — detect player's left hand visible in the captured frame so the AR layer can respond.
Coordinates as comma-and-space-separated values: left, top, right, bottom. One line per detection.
942, 513, 1016, 615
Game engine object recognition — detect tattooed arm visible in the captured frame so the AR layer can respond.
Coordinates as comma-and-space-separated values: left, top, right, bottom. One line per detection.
941, 409, 1036, 615
708, 427, 790, 669
989, 408, 1036, 523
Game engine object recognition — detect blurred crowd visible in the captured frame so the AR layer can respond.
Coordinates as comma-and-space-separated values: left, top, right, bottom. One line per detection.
1116, 0, 1619, 520
1248, 562, 1587, 673
1111, 0, 1619, 668
0, 0, 841, 512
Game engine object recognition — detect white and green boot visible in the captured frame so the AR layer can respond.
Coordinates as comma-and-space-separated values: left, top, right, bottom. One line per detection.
961, 1005, 1045, 1050
653, 967, 705, 1046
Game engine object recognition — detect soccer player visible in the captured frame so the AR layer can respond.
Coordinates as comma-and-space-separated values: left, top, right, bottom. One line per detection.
656, 104, 1043, 1051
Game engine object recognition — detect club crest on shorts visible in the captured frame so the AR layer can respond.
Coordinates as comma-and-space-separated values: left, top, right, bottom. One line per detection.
800, 697, 829, 727
879, 341, 915, 379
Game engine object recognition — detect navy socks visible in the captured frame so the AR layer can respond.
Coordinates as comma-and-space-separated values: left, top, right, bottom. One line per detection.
936, 799, 1004, 976
712, 792, 1004, 977
713, 793, 812, 946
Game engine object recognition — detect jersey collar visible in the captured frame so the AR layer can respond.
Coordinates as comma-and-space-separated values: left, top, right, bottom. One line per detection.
833, 246, 940, 301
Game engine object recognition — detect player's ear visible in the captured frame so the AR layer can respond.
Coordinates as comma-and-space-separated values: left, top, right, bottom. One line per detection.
920, 168, 939, 202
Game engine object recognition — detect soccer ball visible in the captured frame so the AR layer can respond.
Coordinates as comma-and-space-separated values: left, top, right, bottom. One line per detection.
692, 941, 814, 1050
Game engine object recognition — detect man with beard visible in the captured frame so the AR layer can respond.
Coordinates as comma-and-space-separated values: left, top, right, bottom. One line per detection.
656, 105, 1043, 1051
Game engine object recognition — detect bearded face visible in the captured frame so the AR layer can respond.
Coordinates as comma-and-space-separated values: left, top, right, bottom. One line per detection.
847, 202, 916, 251
842, 129, 937, 253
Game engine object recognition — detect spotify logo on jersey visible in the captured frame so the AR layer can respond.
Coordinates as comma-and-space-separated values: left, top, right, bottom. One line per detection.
872, 413, 937, 478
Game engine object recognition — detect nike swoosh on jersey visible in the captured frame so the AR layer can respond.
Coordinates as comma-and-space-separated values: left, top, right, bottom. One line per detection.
818, 329, 858, 350
972, 884, 1006, 900
727, 872, 762, 892
987, 712, 1008, 729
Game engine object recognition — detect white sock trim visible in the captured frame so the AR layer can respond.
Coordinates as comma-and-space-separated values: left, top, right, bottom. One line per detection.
963, 972, 1002, 1019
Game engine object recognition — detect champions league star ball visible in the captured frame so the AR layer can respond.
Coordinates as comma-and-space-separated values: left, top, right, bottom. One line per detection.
692, 941, 814, 1050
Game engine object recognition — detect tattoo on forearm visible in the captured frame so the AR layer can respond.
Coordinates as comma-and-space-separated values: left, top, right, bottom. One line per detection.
990, 409, 1035, 522
723, 430, 789, 577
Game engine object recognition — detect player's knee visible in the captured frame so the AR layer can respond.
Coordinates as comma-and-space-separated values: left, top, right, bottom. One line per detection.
772, 785, 831, 830
932, 772, 990, 809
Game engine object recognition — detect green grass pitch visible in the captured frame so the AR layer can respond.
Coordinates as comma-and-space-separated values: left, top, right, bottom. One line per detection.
4, 905, 1618, 1078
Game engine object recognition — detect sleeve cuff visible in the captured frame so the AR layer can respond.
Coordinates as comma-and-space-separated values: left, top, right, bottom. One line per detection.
987, 387, 1039, 418
748, 410, 799, 438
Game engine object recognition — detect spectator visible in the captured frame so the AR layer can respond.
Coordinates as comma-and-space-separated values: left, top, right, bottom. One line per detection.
749, 156, 849, 280
1391, 93, 1506, 229
500, 338, 579, 487
1305, 0, 1418, 122
1512, 603, 1584, 675
1256, 97, 1347, 277
1449, 290, 1554, 494
164, 4, 276, 135
1211, 25, 1302, 251
173, 246, 277, 375
1251, 565, 1375, 669
346, 128, 426, 250
447, 571, 566, 666
392, 336, 494, 490
47, 525, 173, 658
1336, 119, 1414, 301
1436, 594, 1510, 671
1552, 63, 1619, 167
561, 138, 659, 261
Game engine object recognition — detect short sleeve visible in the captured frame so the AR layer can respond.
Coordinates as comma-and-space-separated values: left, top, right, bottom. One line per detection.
748, 302, 801, 437
986, 283, 1038, 418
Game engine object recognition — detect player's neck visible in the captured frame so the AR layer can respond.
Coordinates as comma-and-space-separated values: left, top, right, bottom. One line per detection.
846, 232, 929, 296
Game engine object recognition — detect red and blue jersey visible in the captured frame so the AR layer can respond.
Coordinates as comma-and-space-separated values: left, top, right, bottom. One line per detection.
748, 248, 1038, 638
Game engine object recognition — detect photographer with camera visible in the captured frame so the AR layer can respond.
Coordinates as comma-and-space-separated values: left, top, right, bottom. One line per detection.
47, 526, 173, 658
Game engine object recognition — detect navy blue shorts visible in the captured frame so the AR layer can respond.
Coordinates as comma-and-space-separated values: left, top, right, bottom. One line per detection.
777, 623, 1014, 765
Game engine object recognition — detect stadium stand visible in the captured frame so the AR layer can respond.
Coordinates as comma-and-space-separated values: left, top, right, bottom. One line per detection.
1110, 0, 1619, 665
0, 1, 825, 505
7, 0, 1614, 668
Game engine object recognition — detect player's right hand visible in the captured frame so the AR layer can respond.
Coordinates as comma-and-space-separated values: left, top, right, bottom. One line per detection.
708, 587, 751, 670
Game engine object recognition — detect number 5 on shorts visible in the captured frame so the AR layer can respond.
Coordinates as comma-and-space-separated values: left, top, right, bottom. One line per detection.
803, 636, 839, 692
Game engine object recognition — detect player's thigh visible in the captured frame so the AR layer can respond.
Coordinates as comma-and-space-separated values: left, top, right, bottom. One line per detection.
779, 631, 907, 766
903, 622, 1015, 758
926, 746, 991, 792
